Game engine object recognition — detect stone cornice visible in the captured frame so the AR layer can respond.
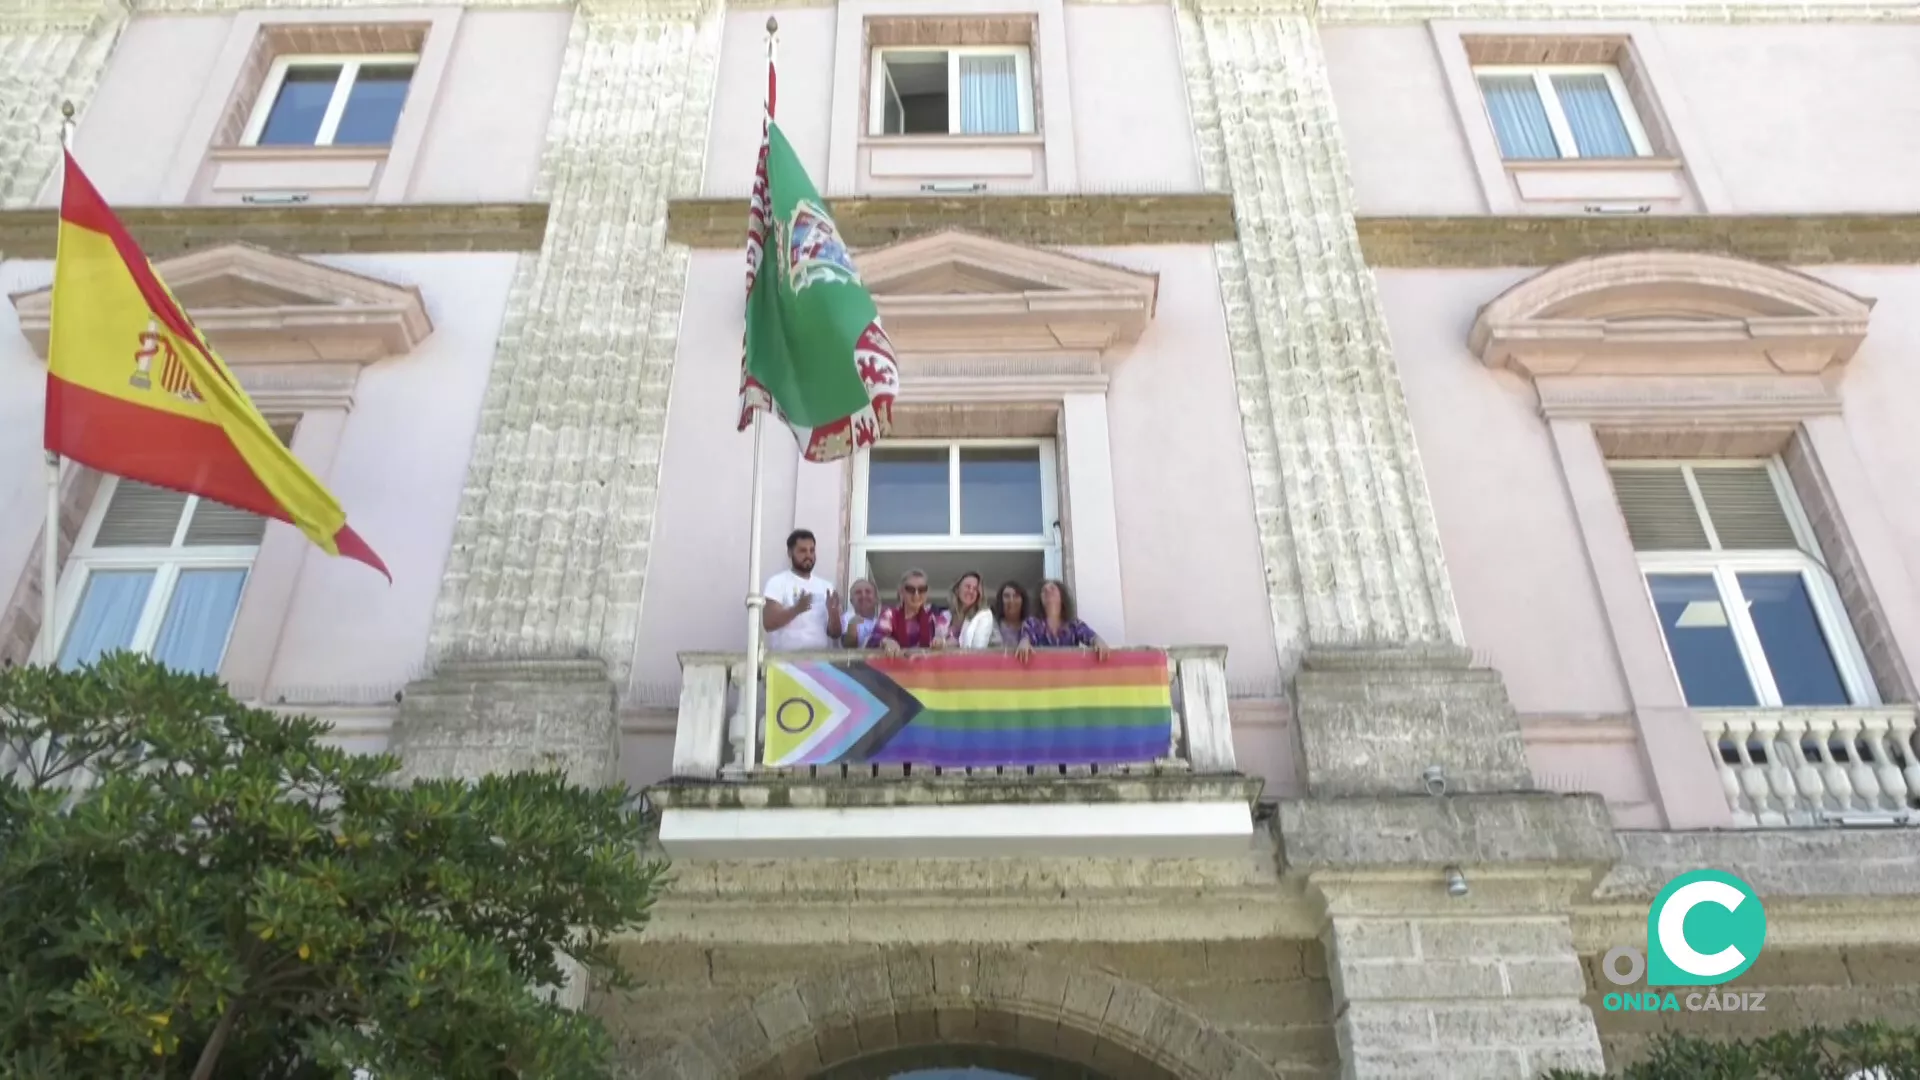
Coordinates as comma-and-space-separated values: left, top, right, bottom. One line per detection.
665, 193, 1237, 248
0, 202, 549, 259
1311, 0, 1920, 22
1358, 213, 1920, 268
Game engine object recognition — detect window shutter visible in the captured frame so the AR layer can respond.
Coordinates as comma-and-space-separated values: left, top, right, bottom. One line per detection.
1693, 466, 1798, 551
93, 481, 190, 547
183, 499, 269, 547
1609, 467, 1709, 551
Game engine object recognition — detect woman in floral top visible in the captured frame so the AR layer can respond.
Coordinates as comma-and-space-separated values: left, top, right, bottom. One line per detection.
1015, 578, 1111, 663
867, 568, 950, 654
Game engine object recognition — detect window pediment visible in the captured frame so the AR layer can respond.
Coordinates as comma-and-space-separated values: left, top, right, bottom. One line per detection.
11, 243, 432, 366
1469, 252, 1872, 378
859, 230, 1158, 356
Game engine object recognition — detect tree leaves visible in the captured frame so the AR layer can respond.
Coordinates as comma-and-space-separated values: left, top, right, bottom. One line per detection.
1545, 1022, 1920, 1080
0, 653, 666, 1079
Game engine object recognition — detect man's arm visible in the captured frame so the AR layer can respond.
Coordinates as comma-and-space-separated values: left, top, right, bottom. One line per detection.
763, 599, 798, 632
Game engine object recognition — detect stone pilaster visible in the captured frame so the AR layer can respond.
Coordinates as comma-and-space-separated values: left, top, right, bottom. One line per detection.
1284, 797, 1618, 1080
1176, 0, 1459, 658
1176, 1, 1535, 799
425, 0, 718, 683
395, 0, 720, 781
0, 0, 127, 208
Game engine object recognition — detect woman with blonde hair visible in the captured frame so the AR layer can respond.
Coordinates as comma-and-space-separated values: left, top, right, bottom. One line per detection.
950, 570, 995, 648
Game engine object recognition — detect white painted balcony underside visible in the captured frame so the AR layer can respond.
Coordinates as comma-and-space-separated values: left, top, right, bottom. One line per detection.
657, 799, 1256, 860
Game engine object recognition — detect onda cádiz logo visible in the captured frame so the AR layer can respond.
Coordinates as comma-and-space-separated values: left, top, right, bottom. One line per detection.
1600, 869, 1769, 1014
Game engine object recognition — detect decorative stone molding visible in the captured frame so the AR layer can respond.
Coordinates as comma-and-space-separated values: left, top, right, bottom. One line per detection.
12, 242, 432, 368
1312, 0, 1920, 22
424, 0, 720, 677
0, 202, 549, 258
664, 192, 1237, 248
1175, 3, 1461, 654
1470, 252, 1873, 379
860, 229, 1159, 356
1357, 213, 1920, 269
636, 947, 1286, 1080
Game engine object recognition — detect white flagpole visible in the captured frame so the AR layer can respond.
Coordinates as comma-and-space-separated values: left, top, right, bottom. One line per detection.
738, 19, 778, 772
38, 102, 75, 667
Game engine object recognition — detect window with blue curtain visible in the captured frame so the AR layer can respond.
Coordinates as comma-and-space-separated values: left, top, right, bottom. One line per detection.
1476, 67, 1647, 161
958, 54, 1022, 135
1550, 73, 1637, 158
1478, 75, 1559, 159
51, 476, 267, 676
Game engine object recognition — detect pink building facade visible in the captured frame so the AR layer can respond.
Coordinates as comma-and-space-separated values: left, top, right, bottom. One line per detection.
2, 0, 1917, 1075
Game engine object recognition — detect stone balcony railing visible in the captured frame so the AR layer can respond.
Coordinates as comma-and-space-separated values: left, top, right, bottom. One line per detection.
1704, 705, 1920, 827
651, 646, 1260, 859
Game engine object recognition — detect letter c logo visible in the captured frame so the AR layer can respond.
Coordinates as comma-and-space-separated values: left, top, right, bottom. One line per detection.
1646, 870, 1766, 987
1658, 880, 1748, 978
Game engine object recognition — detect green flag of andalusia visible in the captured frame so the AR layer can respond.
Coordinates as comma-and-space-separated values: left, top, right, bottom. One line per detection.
738, 122, 899, 462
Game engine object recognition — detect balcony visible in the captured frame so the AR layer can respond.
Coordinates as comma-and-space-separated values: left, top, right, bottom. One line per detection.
1703, 705, 1920, 828
651, 646, 1258, 859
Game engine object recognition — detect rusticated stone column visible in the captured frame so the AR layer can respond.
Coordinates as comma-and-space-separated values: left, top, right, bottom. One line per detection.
392, 0, 721, 781
1175, 0, 1531, 796
0, 0, 127, 207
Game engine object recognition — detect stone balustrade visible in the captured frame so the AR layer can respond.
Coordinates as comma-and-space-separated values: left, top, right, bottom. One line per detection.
1704, 706, 1920, 827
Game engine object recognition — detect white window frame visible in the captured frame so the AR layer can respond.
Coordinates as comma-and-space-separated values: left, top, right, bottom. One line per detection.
867, 45, 1036, 137
1473, 63, 1653, 160
241, 53, 420, 148
40, 477, 260, 670
1616, 459, 1880, 709
850, 438, 1061, 585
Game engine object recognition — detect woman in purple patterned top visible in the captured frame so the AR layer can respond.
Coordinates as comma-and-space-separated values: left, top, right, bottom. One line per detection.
1015, 578, 1111, 663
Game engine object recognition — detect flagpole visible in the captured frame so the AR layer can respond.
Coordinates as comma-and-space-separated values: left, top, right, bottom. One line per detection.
38, 102, 75, 667
738, 18, 778, 772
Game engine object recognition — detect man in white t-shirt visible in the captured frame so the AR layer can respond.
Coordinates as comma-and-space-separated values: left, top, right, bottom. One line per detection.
762, 528, 842, 651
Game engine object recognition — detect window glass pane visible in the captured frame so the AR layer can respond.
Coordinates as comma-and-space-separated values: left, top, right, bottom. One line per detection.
1648, 573, 1758, 707
1737, 572, 1851, 706
958, 54, 1021, 135
882, 52, 950, 134
1478, 75, 1559, 159
868, 448, 950, 535
257, 65, 342, 146
1550, 73, 1637, 158
332, 64, 414, 145
58, 570, 155, 670
959, 447, 1043, 535
151, 569, 249, 676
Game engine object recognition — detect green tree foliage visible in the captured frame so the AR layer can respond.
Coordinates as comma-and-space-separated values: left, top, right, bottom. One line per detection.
0, 653, 667, 1079
1547, 1021, 1920, 1080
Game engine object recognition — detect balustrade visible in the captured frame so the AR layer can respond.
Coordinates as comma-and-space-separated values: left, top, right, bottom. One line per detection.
1702, 707, 1920, 827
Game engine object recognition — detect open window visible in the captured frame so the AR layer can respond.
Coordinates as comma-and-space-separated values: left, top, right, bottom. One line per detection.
851, 439, 1060, 606
869, 46, 1035, 137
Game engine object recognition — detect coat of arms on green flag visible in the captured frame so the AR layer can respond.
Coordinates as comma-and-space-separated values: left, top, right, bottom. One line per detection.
738, 122, 899, 462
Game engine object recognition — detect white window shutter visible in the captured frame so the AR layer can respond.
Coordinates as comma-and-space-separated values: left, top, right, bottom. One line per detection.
184, 499, 270, 547
93, 481, 190, 548
1692, 466, 1798, 551
1609, 466, 1709, 552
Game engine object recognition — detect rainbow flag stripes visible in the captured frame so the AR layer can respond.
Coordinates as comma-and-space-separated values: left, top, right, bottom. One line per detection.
762, 650, 1174, 768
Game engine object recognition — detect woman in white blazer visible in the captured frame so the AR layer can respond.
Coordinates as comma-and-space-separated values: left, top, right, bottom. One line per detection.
951, 571, 997, 649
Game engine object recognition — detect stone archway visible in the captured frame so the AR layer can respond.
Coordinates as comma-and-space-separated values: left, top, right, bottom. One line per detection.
630, 947, 1284, 1080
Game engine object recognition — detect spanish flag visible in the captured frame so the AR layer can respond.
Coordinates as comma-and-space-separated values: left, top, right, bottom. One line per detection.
44, 151, 388, 578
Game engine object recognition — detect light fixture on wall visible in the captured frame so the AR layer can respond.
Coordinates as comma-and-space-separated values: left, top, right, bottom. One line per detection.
1423, 764, 1448, 797
241, 192, 311, 204
1445, 866, 1469, 899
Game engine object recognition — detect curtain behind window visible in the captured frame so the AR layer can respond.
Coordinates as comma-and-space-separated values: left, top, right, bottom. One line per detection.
959, 55, 1021, 135
1479, 75, 1558, 159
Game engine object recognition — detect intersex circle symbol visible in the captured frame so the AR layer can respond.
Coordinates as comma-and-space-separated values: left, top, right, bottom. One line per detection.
775, 698, 816, 734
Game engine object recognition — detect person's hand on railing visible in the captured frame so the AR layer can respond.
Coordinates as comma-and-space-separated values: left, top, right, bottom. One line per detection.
1014, 637, 1034, 665
881, 638, 902, 657
1092, 641, 1111, 663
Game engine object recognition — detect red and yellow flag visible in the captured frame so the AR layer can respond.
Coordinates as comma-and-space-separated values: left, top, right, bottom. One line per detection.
44, 151, 388, 578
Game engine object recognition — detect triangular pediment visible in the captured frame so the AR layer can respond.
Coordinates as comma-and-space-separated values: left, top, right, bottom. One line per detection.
857, 230, 1158, 355
11, 243, 432, 364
